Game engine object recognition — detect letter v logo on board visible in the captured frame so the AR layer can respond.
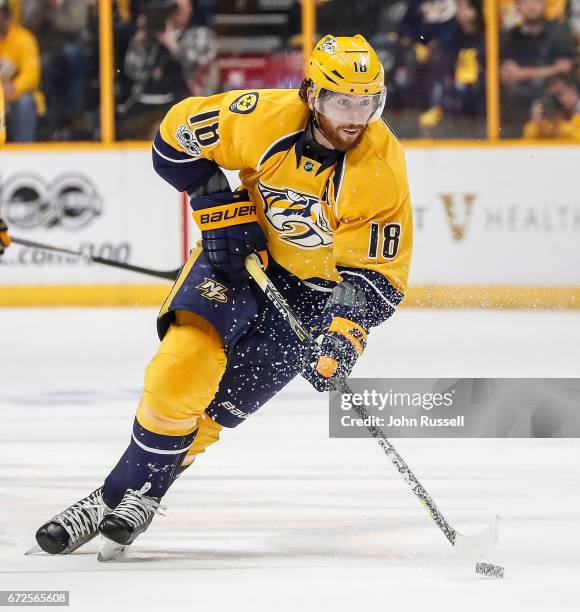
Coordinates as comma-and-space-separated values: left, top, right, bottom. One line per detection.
440, 194, 476, 241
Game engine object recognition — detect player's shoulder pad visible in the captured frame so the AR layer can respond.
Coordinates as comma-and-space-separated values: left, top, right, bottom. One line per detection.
366, 118, 405, 164
362, 119, 408, 183
219, 89, 309, 167
337, 120, 409, 216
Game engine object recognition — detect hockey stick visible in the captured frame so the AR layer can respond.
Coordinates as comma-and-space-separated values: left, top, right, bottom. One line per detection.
245, 253, 498, 556
10, 237, 181, 281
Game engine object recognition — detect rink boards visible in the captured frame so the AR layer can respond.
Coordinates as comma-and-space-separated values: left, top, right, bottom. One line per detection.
0, 143, 579, 307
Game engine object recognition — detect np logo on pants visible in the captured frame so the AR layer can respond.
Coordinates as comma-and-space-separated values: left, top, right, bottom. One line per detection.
196, 278, 229, 303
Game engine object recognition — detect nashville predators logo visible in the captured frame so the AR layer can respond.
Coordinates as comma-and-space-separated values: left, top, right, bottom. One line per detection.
258, 182, 333, 249
196, 278, 228, 303
230, 92, 259, 114
320, 35, 337, 54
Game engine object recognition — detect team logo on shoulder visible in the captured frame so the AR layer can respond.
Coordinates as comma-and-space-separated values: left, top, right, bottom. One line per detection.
176, 124, 201, 157
258, 182, 333, 249
320, 36, 337, 54
196, 278, 228, 303
230, 92, 259, 114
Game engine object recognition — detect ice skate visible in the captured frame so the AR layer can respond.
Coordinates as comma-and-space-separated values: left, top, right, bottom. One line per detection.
97, 483, 165, 559
34, 488, 111, 555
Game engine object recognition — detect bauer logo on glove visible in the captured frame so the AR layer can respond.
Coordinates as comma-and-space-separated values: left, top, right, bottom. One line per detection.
190, 189, 267, 275
195, 203, 257, 230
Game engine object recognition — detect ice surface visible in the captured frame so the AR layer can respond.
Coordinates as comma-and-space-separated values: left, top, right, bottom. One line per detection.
0, 308, 579, 611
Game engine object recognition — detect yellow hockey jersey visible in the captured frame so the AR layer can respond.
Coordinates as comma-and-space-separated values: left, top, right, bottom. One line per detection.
153, 89, 413, 323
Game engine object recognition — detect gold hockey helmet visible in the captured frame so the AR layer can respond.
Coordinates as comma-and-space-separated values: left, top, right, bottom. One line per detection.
304, 34, 386, 124
307, 34, 384, 95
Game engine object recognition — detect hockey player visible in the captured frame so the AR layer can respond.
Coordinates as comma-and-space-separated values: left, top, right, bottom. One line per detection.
16, 34, 413, 559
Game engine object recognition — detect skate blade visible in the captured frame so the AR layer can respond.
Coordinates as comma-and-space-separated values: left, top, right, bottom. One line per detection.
24, 544, 43, 555
97, 537, 126, 562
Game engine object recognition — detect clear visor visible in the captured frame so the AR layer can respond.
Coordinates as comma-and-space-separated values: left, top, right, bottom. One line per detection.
312, 87, 386, 125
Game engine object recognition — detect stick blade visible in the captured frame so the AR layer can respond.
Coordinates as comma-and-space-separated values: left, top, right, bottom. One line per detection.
453, 515, 499, 557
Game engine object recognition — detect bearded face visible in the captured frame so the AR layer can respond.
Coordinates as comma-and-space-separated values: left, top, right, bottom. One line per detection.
316, 113, 366, 152
307, 88, 383, 151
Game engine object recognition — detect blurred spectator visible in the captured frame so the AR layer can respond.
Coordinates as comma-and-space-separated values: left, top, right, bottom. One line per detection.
157, 0, 218, 95
118, 0, 217, 139
523, 74, 580, 137
419, 0, 486, 131
22, 0, 90, 140
501, 0, 569, 29
500, 0, 576, 136
114, 1, 162, 62
117, 0, 187, 139
398, 0, 457, 45
0, 0, 41, 142
394, 0, 457, 111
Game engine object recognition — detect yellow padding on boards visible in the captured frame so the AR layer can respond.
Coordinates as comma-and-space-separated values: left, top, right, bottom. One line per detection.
182, 414, 224, 465
138, 311, 227, 432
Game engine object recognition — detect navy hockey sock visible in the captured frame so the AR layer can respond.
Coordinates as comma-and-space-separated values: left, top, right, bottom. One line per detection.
102, 419, 196, 504
102, 447, 130, 508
